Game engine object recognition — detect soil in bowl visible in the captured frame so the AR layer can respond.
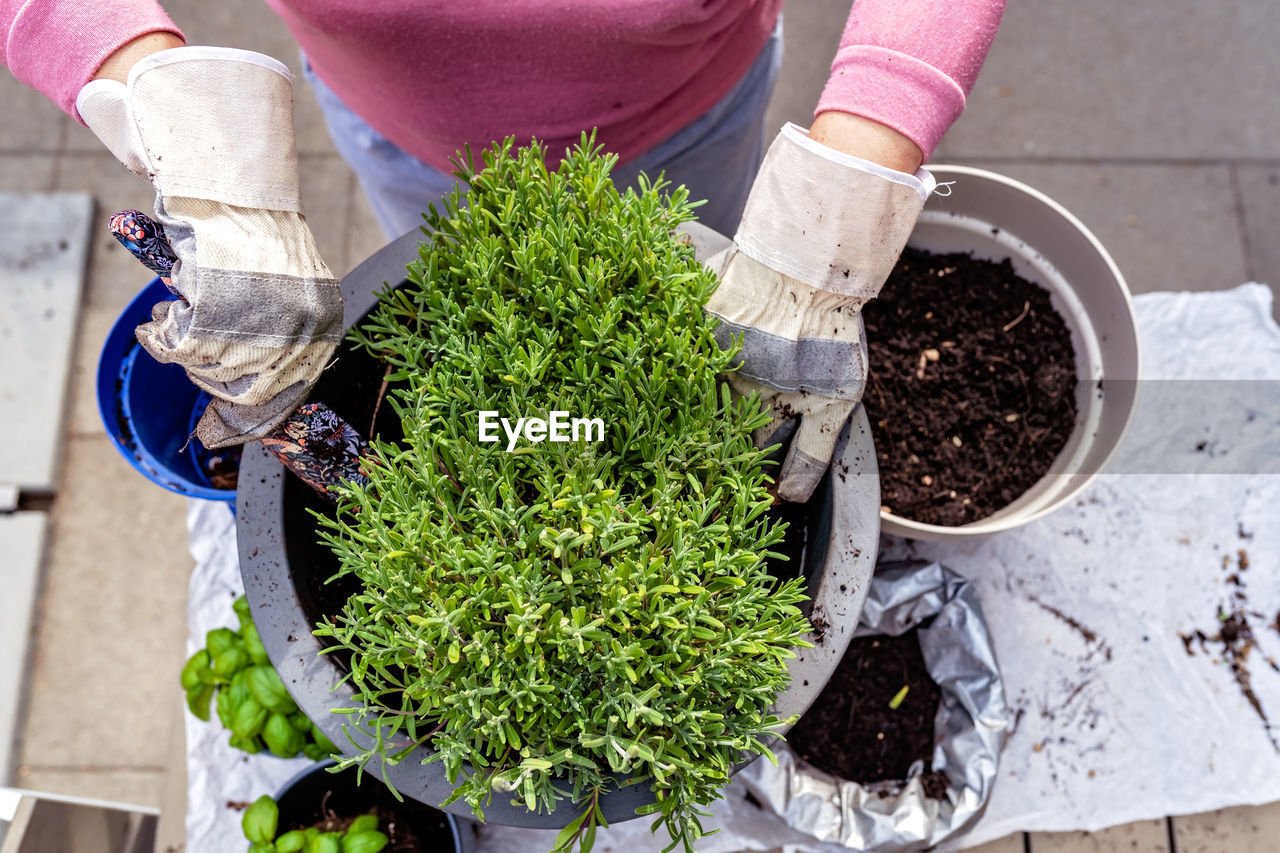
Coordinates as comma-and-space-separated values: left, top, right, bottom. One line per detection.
862, 247, 1078, 526
785, 626, 949, 800
275, 765, 457, 852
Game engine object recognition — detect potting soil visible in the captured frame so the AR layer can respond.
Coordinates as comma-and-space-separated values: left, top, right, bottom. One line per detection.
784, 629, 948, 798
862, 248, 1077, 525
281, 801, 447, 852
283, 337, 406, 672
763, 499, 808, 584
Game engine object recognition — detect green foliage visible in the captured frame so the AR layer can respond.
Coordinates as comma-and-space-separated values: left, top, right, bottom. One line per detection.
182, 596, 339, 760
239, 795, 388, 853
242, 795, 278, 844
316, 135, 811, 851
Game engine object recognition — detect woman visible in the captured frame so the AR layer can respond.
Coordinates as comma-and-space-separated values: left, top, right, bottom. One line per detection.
3, 0, 1005, 501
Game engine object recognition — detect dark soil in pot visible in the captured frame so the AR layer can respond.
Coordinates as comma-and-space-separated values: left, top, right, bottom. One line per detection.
862, 247, 1078, 526
283, 335, 406, 672
275, 763, 460, 852
763, 499, 810, 584
785, 626, 949, 800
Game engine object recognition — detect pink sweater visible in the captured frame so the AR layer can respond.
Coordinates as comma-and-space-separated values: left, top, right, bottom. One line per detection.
2, 1, 1003, 168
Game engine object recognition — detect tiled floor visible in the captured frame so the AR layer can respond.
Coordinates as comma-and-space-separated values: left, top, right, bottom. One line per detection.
1, 1, 1277, 851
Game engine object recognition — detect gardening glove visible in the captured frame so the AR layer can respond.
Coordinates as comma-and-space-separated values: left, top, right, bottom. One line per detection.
705, 122, 934, 503
76, 46, 342, 448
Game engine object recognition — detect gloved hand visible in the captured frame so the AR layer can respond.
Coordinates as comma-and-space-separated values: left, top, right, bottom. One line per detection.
706, 122, 934, 503
76, 47, 342, 448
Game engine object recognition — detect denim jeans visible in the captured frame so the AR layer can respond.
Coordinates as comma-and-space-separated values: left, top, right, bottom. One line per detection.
302, 21, 783, 240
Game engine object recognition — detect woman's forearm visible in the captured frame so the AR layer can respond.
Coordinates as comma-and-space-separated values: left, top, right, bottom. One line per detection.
1, 1, 184, 117
94, 31, 186, 83
815, 0, 1007, 163
808, 111, 923, 173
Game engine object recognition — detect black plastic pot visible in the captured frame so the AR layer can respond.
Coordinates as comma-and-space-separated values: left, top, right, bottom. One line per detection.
273, 761, 474, 853
237, 223, 883, 828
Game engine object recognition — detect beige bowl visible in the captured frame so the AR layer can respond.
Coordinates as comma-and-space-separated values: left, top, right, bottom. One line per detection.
881, 165, 1141, 540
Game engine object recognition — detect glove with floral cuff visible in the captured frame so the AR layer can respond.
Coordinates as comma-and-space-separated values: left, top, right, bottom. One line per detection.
77, 46, 342, 448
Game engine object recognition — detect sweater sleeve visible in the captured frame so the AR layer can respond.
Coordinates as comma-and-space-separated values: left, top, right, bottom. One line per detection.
2, 0, 183, 119
815, 0, 1006, 161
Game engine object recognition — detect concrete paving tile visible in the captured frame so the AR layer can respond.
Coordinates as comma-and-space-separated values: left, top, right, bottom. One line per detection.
298, 154, 354, 275
52, 153, 161, 440
941, 163, 1251, 297
764, 0, 846, 135
151, 695, 187, 853
0, 74, 73, 154
0, 155, 56, 192
17, 436, 190, 770
0, 193, 92, 492
12, 766, 164, 809
935, 1, 1280, 161
1029, 819, 1170, 852
52, 153, 159, 310
1237, 165, 1280, 291
966, 833, 1027, 853
344, 180, 392, 274
1172, 803, 1280, 853
0, 512, 47, 785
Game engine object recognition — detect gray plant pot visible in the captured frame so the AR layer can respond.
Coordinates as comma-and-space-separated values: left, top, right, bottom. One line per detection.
236, 223, 881, 828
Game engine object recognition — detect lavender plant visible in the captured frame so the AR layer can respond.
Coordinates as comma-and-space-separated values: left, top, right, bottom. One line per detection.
315, 136, 810, 852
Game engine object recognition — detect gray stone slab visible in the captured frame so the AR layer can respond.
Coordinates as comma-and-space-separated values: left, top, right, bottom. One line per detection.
935, 0, 1280, 161
344, 178, 392, 273
0, 512, 47, 784
9, 767, 164, 810
939, 163, 1251, 298
1238, 165, 1280, 290
51, 154, 158, 440
0, 192, 92, 492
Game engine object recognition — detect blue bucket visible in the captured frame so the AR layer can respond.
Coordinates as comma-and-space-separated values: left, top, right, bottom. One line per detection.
96, 277, 237, 505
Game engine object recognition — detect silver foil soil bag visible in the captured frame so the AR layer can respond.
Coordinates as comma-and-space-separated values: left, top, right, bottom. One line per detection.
740, 560, 1009, 851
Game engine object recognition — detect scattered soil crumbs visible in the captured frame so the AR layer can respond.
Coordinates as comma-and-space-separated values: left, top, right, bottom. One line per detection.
862, 248, 1078, 525
1028, 594, 1113, 661
1180, 545, 1279, 752
786, 628, 949, 798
